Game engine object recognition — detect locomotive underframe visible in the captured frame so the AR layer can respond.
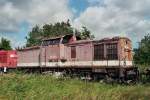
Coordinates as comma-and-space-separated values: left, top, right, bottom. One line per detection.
16, 65, 139, 83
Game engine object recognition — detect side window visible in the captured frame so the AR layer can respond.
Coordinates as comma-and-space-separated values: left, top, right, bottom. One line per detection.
125, 40, 128, 45
94, 44, 104, 60
71, 46, 76, 58
106, 43, 118, 60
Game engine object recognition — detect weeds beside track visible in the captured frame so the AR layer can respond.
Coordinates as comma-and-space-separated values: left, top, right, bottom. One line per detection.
0, 73, 150, 100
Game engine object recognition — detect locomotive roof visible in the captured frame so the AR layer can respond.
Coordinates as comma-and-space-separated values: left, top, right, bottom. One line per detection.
66, 39, 93, 45
66, 36, 131, 45
93, 36, 131, 42
17, 36, 131, 50
17, 46, 40, 51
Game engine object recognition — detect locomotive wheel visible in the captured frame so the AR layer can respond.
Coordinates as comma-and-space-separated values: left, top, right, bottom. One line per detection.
125, 68, 139, 84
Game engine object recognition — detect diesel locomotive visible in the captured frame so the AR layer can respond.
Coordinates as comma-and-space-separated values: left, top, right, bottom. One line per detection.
0, 34, 139, 82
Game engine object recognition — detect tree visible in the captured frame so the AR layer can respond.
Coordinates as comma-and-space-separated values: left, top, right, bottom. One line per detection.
26, 20, 94, 47
133, 34, 150, 66
42, 20, 73, 38
0, 38, 12, 50
26, 25, 42, 47
80, 27, 95, 40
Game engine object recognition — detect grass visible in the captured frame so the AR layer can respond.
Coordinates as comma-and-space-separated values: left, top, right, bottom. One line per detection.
0, 73, 150, 100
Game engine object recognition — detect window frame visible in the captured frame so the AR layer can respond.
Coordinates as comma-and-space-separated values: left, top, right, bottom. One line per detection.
106, 43, 118, 60
71, 46, 76, 58
94, 44, 104, 60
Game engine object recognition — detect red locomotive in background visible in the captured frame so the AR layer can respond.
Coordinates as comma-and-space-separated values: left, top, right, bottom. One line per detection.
0, 34, 139, 82
0, 50, 17, 72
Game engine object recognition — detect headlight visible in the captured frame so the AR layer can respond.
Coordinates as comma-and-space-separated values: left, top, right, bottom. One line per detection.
10, 54, 17, 58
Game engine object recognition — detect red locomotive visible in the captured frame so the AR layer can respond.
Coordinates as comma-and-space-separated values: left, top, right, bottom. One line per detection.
0, 50, 17, 72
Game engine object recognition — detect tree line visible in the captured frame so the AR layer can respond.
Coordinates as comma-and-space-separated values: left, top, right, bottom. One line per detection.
133, 34, 150, 66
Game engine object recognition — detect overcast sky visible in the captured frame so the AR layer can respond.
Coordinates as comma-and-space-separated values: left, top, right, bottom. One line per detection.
0, 0, 150, 48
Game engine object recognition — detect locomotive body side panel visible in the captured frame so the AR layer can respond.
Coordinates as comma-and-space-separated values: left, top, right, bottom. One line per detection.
66, 42, 93, 61
45, 45, 60, 62
76, 43, 93, 61
40, 44, 60, 67
17, 48, 40, 67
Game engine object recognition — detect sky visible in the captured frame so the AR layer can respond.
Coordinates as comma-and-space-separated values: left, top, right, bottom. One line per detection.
0, 0, 150, 48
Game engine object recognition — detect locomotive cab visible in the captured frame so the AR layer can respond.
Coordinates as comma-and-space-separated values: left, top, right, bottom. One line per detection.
92, 37, 139, 83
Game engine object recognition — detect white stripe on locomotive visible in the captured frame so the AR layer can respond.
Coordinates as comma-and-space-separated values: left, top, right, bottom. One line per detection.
17, 60, 132, 67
